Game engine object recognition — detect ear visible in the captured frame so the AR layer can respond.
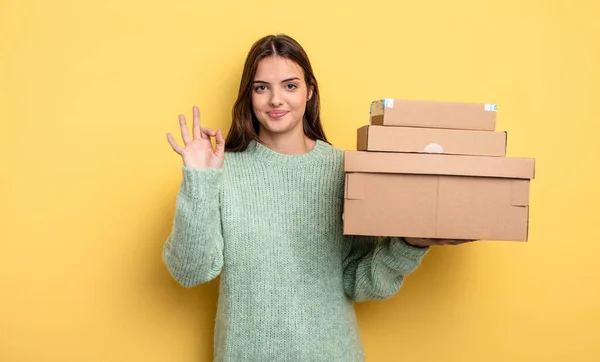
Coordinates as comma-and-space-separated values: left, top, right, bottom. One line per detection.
307, 86, 314, 101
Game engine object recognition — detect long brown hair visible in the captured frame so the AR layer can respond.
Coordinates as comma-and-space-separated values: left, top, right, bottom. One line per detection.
225, 34, 328, 152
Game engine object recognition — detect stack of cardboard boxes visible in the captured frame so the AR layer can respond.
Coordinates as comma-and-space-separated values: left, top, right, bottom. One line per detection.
343, 99, 536, 241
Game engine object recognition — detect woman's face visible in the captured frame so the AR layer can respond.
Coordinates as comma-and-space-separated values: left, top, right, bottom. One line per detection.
251, 55, 313, 139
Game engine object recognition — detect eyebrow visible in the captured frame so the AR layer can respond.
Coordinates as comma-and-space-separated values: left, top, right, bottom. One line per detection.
253, 77, 300, 84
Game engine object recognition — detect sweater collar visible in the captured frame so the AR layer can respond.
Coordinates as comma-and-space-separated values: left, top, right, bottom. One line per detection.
246, 139, 329, 166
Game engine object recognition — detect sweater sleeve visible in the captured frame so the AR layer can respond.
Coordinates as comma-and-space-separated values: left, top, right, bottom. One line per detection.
342, 235, 429, 302
162, 165, 224, 288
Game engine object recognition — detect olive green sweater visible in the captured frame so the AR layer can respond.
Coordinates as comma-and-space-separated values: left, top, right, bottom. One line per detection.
163, 139, 429, 361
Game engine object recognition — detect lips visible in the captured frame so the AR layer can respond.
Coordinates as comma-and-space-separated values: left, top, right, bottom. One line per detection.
267, 111, 288, 119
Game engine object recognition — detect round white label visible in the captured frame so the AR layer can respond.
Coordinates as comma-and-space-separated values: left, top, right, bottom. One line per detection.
424, 143, 444, 153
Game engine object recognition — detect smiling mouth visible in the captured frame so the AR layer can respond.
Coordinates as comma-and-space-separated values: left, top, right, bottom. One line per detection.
267, 111, 288, 119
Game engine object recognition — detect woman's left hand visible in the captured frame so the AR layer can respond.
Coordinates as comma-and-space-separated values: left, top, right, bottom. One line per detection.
404, 237, 477, 247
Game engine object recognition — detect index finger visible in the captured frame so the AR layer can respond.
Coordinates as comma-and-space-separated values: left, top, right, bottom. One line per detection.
192, 106, 202, 139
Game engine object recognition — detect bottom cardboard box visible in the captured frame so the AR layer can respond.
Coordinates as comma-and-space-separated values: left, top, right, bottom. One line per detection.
343, 151, 535, 241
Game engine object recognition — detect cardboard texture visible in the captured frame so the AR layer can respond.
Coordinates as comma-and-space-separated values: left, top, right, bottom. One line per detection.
357, 125, 507, 156
344, 151, 534, 179
343, 152, 535, 241
344, 174, 531, 241
370, 98, 497, 131
344, 97, 536, 242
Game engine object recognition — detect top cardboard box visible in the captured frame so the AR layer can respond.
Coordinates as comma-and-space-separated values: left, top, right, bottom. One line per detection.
370, 99, 497, 131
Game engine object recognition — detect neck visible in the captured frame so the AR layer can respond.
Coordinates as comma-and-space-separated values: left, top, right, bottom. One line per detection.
259, 128, 316, 155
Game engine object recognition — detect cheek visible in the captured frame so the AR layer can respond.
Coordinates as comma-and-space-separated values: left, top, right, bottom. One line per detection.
291, 93, 308, 111
251, 93, 264, 114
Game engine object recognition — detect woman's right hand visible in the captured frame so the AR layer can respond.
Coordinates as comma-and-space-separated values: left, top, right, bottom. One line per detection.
166, 106, 225, 169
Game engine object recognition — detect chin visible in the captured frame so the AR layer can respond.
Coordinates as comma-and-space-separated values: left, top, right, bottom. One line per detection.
264, 125, 293, 135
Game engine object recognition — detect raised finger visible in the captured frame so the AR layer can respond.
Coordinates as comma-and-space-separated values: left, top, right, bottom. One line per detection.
215, 129, 225, 158
166, 133, 183, 154
179, 114, 192, 144
192, 106, 202, 140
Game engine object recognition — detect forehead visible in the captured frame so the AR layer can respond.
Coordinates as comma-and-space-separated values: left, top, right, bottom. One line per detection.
254, 56, 304, 80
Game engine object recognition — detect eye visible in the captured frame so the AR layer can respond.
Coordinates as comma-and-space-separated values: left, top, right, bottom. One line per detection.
285, 83, 298, 90
254, 85, 267, 92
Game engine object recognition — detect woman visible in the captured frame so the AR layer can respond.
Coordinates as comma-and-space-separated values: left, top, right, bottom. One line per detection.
164, 34, 471, 361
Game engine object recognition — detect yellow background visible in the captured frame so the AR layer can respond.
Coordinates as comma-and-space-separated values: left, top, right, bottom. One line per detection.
1, 0, 598, 361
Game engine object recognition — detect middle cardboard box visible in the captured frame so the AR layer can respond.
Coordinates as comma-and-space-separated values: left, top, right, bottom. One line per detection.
357, 125, 507, 157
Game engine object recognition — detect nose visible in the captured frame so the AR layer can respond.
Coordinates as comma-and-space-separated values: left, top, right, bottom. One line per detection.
269, 88, 283, 107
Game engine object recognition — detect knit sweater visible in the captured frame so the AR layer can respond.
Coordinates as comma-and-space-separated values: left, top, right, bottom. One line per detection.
163, 139, 429, 361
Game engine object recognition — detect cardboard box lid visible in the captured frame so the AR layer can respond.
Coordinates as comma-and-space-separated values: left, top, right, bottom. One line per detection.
344, 151, 535, 179
370, 98, 497, 131
357, 125, 507, 157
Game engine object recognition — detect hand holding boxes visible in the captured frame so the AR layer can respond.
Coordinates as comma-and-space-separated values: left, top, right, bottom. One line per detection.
343, 99, 535, 242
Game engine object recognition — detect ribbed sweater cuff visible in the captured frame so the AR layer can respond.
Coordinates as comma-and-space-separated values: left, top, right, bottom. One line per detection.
392, 237, 430, 260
